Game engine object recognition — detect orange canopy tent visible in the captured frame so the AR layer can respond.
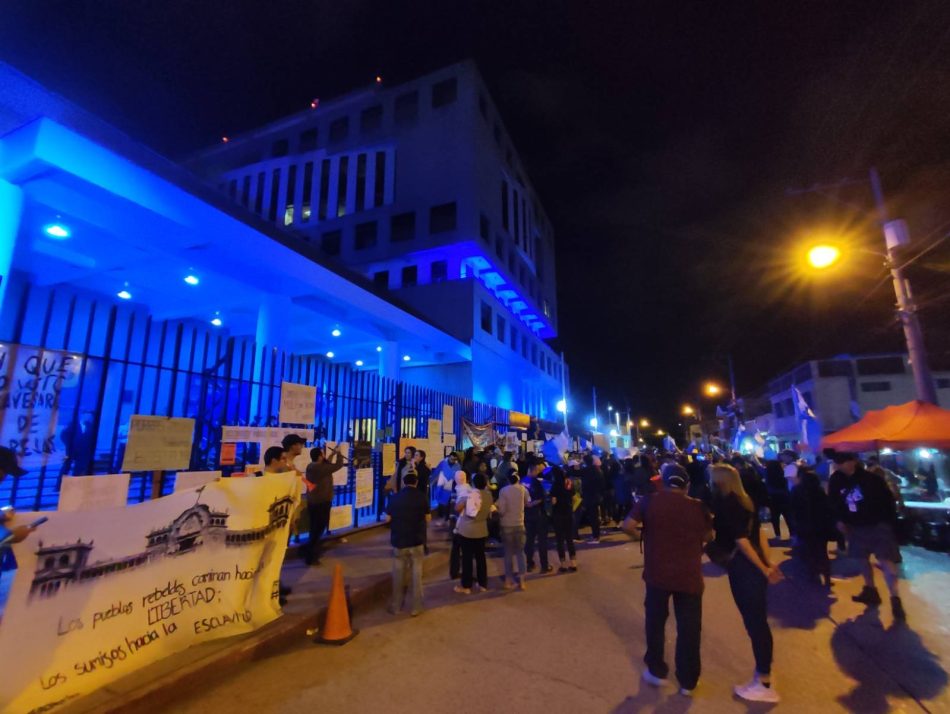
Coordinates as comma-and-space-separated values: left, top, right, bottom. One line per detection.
820, 400, 950, 452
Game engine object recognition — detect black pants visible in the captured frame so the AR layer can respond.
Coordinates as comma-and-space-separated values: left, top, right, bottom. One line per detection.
450, 533, 462, 579
552, 513, 576, 561
525, 515, 549, 569
306, 501, 332, 564
768, 491, 794, 539
798, 534, 831, 584
644, 585, 703, 690
584, 501, 601, 539
727, 554, 773, 676
460, 536, 487, 589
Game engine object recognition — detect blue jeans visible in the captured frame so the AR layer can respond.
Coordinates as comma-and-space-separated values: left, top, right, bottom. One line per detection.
391, 545, 425, 613
727, 553, 773, 675
501, 526, 527, 582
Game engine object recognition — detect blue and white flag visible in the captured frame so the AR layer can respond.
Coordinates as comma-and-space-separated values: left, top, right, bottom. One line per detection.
662, 434, 680, 453
792, 386, 823, 452
542, 431, 570, 466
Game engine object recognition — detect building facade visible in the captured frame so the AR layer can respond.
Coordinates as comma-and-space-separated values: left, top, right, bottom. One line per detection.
189, 61, 565, 417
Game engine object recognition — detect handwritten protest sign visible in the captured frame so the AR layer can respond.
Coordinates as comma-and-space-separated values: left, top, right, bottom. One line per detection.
121, 416, 195, 472
427, 418, 442, 440
381, 443, 396, 476
173, 471, 221, 492
355, 468, 374, 508
329, 504, 353, 531
58, 474, 130, 512
0, 474, 299, 713
221, 426, 314, 448
442, 404, 454, 434
278, 381, 316, 425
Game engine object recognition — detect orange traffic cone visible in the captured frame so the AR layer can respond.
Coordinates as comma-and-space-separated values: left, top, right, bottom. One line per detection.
314, 563, 359, 645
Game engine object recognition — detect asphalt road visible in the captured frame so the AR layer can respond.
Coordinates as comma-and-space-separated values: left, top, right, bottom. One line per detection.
173, 529, 948, 713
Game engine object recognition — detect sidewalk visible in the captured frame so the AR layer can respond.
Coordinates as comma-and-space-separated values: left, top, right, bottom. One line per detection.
61, 519, 457, 714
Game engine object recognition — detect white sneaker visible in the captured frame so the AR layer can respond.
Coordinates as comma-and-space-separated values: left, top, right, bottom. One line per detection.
734, 677, 779, 703
642, 669, 668, 687
678, 688, 694, 697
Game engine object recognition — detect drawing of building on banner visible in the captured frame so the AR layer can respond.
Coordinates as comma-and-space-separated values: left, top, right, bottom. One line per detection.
29, 495, 294, 599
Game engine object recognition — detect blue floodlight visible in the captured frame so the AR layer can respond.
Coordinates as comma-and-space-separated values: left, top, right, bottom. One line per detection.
44, 223, 70, 239
331, 328, 342, 337
355, 360, 364, 367
116, 289, 132, 300
184, 274, 200, 286
210, 316, 222, 327
326, 351, 335, 358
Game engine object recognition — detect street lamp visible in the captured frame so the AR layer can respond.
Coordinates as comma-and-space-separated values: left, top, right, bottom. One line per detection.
704, 382, 723, 397
556, 399, 567, 413
639, 418, 650, 428
589, 417, 598, 429
806, 244, 842, 270
681, 405, 695, 416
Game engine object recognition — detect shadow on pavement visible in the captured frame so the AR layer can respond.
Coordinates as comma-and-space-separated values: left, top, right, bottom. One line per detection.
831, 608, 948, 714
609, 690, 694, 714
767, 559, 834, 630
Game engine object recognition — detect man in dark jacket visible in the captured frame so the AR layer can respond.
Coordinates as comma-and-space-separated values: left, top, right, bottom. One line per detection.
304, 447, 346, 565
828, 450, 904, 621
386, 473, 430, 616
579, 454, 605, 543
523, 458, 552, 573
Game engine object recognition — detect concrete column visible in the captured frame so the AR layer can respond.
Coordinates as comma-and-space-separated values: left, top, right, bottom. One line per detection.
0, 180, 24, 320
378, 340, 400, 380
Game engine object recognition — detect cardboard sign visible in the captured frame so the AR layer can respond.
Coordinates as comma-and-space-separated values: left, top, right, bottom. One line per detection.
381, 443, 396, 476
220, 426, 314, 447
58, 474, 130, 512
121, 416, 195, 472
427, 418, 442, 440
442, 404, 454, 434
219, 442, 236, 466
329, 504, 353, 531
355, 468, 374, 508
278, 381, 316, 425
173, 470, 221, 492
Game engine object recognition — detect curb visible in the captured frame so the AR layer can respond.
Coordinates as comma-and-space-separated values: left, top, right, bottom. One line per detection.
64, 535, 450, 714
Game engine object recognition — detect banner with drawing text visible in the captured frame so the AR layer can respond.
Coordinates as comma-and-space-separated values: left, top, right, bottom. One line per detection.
0, 474, 300, 713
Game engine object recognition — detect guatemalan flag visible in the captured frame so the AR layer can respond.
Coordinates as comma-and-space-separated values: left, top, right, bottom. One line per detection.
792, 386, 823, 454
542, 431, 571, 466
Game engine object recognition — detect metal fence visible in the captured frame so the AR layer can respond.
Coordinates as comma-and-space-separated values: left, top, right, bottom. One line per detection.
0, 279, 508, 518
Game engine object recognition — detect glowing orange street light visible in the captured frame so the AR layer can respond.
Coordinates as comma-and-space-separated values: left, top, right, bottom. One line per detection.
704, 382, 723, 397
807, 244, 841, 270
639, 418, 650, 428
682, 405, 695, 416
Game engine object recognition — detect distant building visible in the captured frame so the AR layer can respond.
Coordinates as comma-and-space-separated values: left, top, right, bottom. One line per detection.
188, 60, 565, 417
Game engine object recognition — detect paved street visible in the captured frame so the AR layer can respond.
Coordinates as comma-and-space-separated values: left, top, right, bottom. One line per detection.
173, 527, 949, 714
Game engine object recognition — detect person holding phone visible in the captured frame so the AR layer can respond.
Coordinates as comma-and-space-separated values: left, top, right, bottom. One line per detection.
1, 447, 38, 547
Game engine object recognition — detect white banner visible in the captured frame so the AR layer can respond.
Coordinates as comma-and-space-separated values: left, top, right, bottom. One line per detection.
355, 468, 374, 508
278, 382, 316, 425
0, 474, 299, 712
121, 416, 195, 472
173, 471, 221, 493
220, 426, 314, 447
58, 474, 130, 512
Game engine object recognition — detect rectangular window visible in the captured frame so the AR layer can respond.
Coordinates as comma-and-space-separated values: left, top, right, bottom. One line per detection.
401, 265, 418, 288
318, 159, 331, 220
299, 128, 318, 151
508, 250, 516, 273
513, 191, 520, 243
268, 168, 281, 221
501, 180, 509, 231
301, 161, 314, 221
391, 212, 415, 242
254, 171, 265, 214
481, 302, 493, 333
373, 270, 389, 289
271, 138, 289, 158
496, 314, 505, 342
394, 90, 419, 124
431, 260, 448, 283
856, 357, 906, 376
228, 178, 237, 199
522, 196, 528, 242
241, 176, 251, 207
817, 359, 852, 378
509, 325, 517, 350
321, 230, 341, 256
936, 378, 950, 389
861, 381, 892, 392
283, 165, 297, 225
773, 402, 784, 418
432, 77, 458, 108
360, 105, 383, 134
373, 151, 386, 206
480, 213, 490, 242
355, 221, 377, 250
532, 344, 538, 366
430, 202, 457, 234
336, 156, 349, 217
329, 117, 349, 143
521, 336, 528, 359
495, 236, 504, 260
355, 153, 368, 211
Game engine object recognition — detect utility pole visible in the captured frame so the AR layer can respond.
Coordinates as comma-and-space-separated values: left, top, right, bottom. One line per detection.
559, 351, 569, 432
592, 385, 598, 430
870, 167, 938, 404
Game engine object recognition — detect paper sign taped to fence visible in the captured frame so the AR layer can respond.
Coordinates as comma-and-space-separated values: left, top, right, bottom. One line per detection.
427, 418, 442, 440
58, 473, 131, 512
121, 416, 195, 472
329, 504, 353, 531
220, 426, 314, 447
278, 381, 316, 425
219, 442, 236, 466
442, 404, 454, 433
355, 468, 374, 508
174, 470, 221, 492
382, 443, 396, 476
0, 474, 299, 713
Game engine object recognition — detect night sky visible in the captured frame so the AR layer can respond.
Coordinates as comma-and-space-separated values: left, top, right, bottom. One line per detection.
3, 1, 950, 427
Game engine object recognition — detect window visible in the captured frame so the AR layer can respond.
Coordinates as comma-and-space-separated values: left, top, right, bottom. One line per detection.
431, 260, 448, 283
478, 93, 488, 119
299, 128, 318, 151
521, 336, 528, 359
510, 325, 518, 350
394, 90, 419, 124
496, 314, 505, 342
321, 230, 341, 256
283, 164, 297, 225
429, 202, 457, 233
301, 161, 314, 221
391, 212, 415, 242
360, 105, 383, 134
937, 378, 950, 389
228, 178, 237, 199
481, 301, 493, 333
784, 398, 794, 416
336, 156, 349, 217
532, 344, 538, 366
355, 221, 378, 250
508, 250, 516, 273
501, 180, 509, 231
329, 117, 349, 143
480, 214, 490, 242
773, 402, 784, 418
318, 159, 331, 220
856, 357, 906, 376
241, 175, 251, 207
401, 265, 418, 288
373, 270, 389, 289
374, 151, 386, 206
268, 168, 281, 221
355, 153, 368, 211
254, 171, 265, 214
432, 77, 458, 108
271, 138, 289, 158
817, 359, 852, 378
861, 381, 892, 392
495, 236, 504, 260
513, 193, 520, 242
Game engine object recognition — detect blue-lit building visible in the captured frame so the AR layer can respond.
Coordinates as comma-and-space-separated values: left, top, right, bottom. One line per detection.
188, 60, 566, 416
